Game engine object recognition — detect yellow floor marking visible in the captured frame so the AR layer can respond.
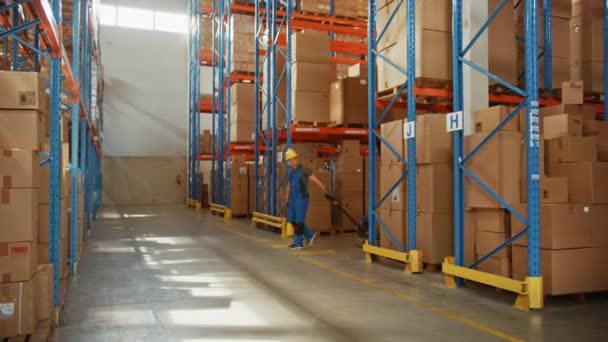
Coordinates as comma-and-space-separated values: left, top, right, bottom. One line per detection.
213, 217, 521, 342
272, 244, 291, 248
298, 256, 524, 342
290, 249, 336, 256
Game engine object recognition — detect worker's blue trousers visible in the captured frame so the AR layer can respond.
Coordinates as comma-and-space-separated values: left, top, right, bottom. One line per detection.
287, 198, 315, 247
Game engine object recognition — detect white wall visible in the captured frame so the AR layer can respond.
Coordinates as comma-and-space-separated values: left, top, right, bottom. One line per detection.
100, 0, 189, 157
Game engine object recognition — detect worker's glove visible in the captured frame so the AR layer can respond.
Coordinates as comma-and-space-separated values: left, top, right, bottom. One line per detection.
324, 192, 335, 202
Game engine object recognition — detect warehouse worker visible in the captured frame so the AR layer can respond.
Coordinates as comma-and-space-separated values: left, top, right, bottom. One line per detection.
284, 148, 334, 250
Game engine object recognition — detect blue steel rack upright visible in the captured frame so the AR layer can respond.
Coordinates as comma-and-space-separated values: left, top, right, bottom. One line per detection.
188, 0, 202, 209
363, 0, 422, 273
441, 0, 543, 311
0, 0, 103, 318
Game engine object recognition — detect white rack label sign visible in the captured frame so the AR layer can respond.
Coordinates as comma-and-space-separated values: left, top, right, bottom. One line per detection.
278, 153, 283, 162
403, 120, 415, 140
446, 111, 463, 132
391, 189, 401, 203
529, 103, 540, 147
0, 303, 15, 318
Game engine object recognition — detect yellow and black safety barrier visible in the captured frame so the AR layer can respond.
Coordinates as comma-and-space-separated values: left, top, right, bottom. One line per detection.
442, 257, 543, 311
187, 198, 201, 209
362, 241, 423, 274
210, 203, 232, 220
251, 212, 292, 237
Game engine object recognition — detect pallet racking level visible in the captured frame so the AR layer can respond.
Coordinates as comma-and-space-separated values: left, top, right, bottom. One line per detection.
0, 0, 103, 313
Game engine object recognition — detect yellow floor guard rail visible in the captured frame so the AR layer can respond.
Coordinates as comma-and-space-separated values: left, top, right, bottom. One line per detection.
210, 203, 232, 219
251, 212, 291, 237
442, 257, 543, 311
187, 198, 201, 209
362, 241, 422, 273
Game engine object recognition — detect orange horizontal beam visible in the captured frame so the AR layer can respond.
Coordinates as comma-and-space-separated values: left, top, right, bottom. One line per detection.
331, 56, 366, 65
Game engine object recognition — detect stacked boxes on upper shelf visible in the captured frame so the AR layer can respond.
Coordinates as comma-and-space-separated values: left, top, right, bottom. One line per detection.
297, 0, 331, 15
376, 0, 452, 92
229, 14, 257, 73
329, 77, 368, 126
230, 83, 256, 142
291, 31, 332, 123
334, 0, 367, 19
0, 71, 49, 337
488, 0, 517, 86
335, 140, 364, 232
570, 0, 605, 93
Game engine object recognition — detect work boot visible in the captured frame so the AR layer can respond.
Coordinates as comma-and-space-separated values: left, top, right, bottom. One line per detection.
288, 244, 303, 250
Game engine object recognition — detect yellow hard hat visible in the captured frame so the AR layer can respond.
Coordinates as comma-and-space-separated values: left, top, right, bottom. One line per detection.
285, 148, 298, 161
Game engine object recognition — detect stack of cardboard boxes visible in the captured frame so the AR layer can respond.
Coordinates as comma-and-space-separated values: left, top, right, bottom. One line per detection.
229, 155, 249, 217
229, 14, 257, 73
411, 114, 454, 265
298, 0, 331, 15
0, 71, 51, 337
489, 0, 517, 86
200, 129, 212, 154
376, 0, 452, 91
334, 0, 367, 19
306, 168, 333, 233
331, 33, 367, 79
570, 0, 605, 92
230, 83, 256, 142
466, 105, 524, 277
335, 140, 364, 232
291, 31, 332, 123
329, 77, 368, 126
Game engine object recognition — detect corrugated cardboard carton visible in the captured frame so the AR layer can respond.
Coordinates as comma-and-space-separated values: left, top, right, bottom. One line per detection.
348, 63, 368, 79
329, 78, 368, 125
0, 277, 36, 337
293, 62, 332, 92
474, 106, 519, 133
520, 176, 569, 204
592, 247, 608, 291
476, 229, 511, 259
561, 81, 584, 104
416, 164, 453, 213
582, 120, 608, 143
35, 264, 53, 321
0, 71, 49, 113
291, 31, 330, 63
229, 158, 249, 216
538, 104, 596, 119
0, 110, 44, 150
37, 239, 68, 279
379, 163, 407, 211
545, 136, 598, 164
511, 204, 592, 249
477, 255, 511, 278
306, 200, 332, 231
464, 131, 522, 208
379, 208, 407, 252
409, 113, 453, 164
0, 149, 41, 188
230, 83, 255, 107
543, 114, 583, 139
416, 212, 453, 264
292, 91, 330, 123
0, 240, 37, 283
570, 61, 604, 93
589, 205, 608, 247
0, 189, 38, 243
465, 209, 476, 265
551, 162, 608, 204
569, 9, 604, 63
512, 246, 593, 295
380, 119, 404, 165
475, 209, 510, 233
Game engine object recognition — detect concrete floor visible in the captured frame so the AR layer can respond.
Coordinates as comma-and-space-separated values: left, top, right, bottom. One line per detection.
53, 205, 608, 342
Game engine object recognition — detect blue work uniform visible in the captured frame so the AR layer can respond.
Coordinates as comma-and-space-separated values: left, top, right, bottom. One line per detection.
287, 165, 316, 247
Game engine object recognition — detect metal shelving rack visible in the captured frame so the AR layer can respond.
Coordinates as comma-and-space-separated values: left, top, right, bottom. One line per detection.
0, 0, 103, 316
188, 0, 202, 209
363, 0, 421, 272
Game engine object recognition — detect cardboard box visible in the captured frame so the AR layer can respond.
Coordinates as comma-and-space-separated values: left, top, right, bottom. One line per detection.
35, 264, 53, 321
299, 0, 331, 15
0, 189, 38, 243
410, 113, 453, 164
292, 91, 330, 123
465, 208, 476, 266
38, 200, 68, 243
592, 247, 608, 291
291, 31, 330, 63
474, 209, 509, 233
545, 136, 598, 164
0, 149, 41, 188
309, 171, 331, 201
416, 212, 453, 264
306, 200, 332, 231
570, 61, 604, 93
551, 162, 608, 204
379, 163, 407, 211
589, 205, 608, 247
511, 204, 592, 249
329, 78, 368, 125
348, 63, 368, 79
543, 114, 583, 139
599, 143, 608, 161
569, 10, 603, 63
488, 0, 517, 86
464, 132, 522, 208
0, 277, 36, 337
476, 229, 510, 258
230, 83, 255, 107
582, 120, 608, 143
336, 172, 363, 194
512, 246, 593, 295
416, 164, 453, 213
521, 176, 569, 204
0, 110, 44, 150
561, 81, 584, 104
37, 239, 68, 278
379, 208, 407, 252
229, 119, 255, 142
335, 141, 363, 173
538, 104, 596, 119
0, 240, 37, 283
293, 62, 332, 92
572, 0, 603, 17
477, 255, 511, 278
380, 119, 404, 165
338, 193, 364, 230
474, 106, 519, 133
0, 71, 49, 113
229, 161, 249, 216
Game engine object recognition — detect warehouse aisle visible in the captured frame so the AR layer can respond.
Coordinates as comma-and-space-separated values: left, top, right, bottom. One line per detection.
53, 206, 608, 342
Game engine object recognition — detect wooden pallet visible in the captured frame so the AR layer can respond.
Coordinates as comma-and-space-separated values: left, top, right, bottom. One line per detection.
328, 122, 368, 128
549, 88, 604, 103
5, 320, 52, 342
489, 83, 518, 95
377, 77, 452, 102
292, 120, 335, 127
